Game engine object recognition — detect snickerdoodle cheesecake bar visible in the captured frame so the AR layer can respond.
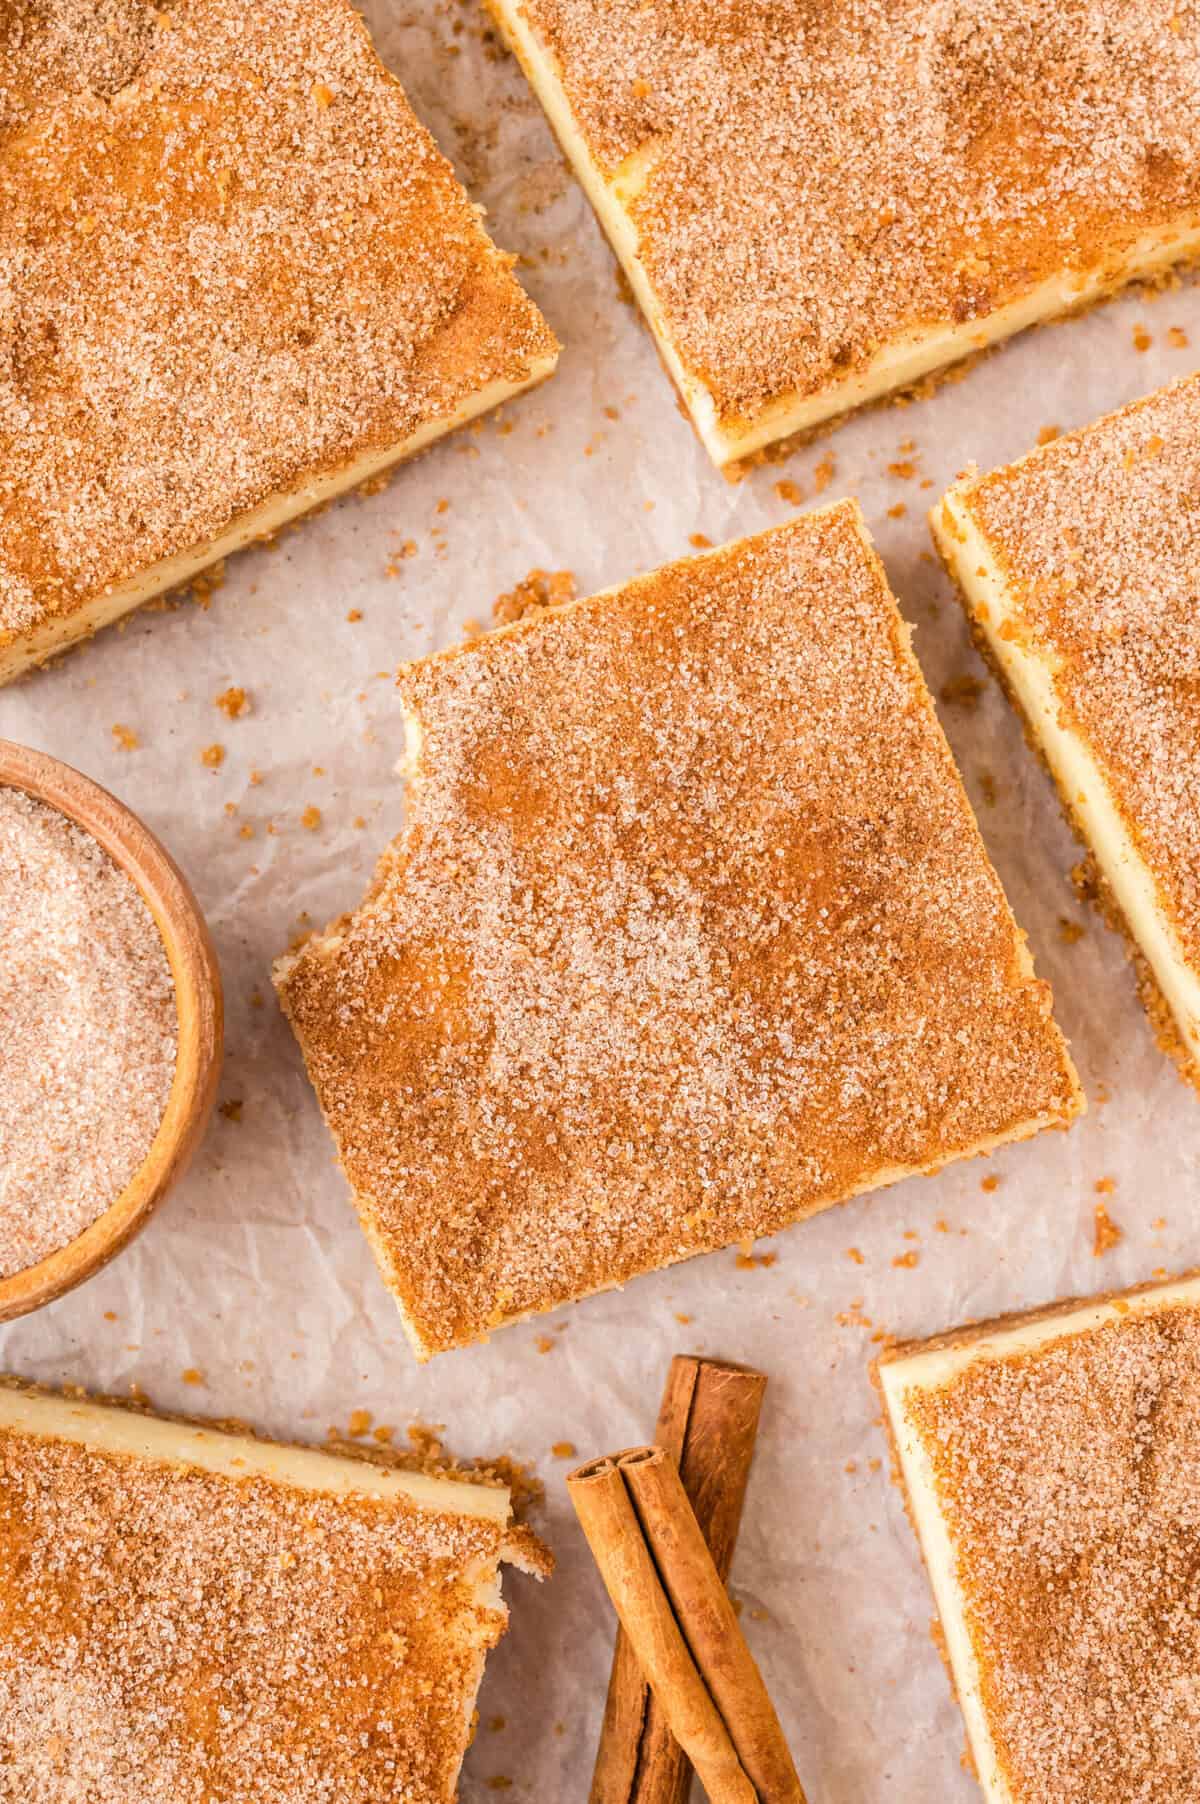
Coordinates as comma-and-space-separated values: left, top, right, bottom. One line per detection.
486, 0, 1200, 466
276, 504, 1081, 1357
933, 372, 1200, 1090
0, 1381, 536, 1802
878, 1273, 1200, 1804
0, 0, 558, 683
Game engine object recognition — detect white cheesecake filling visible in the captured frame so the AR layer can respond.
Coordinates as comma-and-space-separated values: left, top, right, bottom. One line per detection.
490, 2, 1200, 467
1, 358, 557, 687
934, 490, 1200, 1072
879, 1274, 1200, 1804
0, 1381, 509, 1521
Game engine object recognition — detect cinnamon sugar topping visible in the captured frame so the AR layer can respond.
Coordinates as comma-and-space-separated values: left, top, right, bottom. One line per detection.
901, 1296, 1200, 1803
0, 0, 556, 650
961, 371, 1200, 970
507, 0, 1200, 424
276, 504, 1079, 1355
0, 788, 176, 1276
0, 1397, 511, 1802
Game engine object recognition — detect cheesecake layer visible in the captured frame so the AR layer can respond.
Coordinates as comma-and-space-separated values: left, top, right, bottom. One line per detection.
0, 1381, 513, 1803
878, 1274, 1200, 1804
488, 0, 1200, 466
933, 372, 1200, 1089
0, 0, 558, 682
276, 502, 1081, 1358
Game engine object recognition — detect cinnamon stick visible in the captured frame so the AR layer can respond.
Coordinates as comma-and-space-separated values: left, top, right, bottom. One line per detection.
619, 1446, 806, 1804
569, 1455, 758, 1804
593, 1356, 766, 1804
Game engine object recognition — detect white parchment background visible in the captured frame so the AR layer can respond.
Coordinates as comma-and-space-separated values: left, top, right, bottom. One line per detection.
4, 5, 1200, 1798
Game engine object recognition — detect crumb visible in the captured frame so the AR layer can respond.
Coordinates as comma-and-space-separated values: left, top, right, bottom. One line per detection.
689, 533, 713, 549
978, 770, 997, 807
1095, 1176, 1117, 1194
1036, 425, 1061, 445
980, 1174, 1000, 1193
935, 1218, 951, 1232
1133, 324, 1152, 351
1168, 326, 1190, 349
846, 1246, 864, 1264
773, 479, 803, 504
200, 744, 225, 769
346, 608, 363, 622
111, 723, 139, 751
887, 502, 906, 518
492, 568, 577, 627
1058, 917, 1086, 944
813, 453, 836, 492
892, 1251, 919, 1269
551, 1442, 576, 1459
301, 805, 322, 831
940, 673, 984, 709
347, 1409, 372, 1437
215, 686, 250, 719
1093, 1202, 1123, 1256
488, 1716, 506, 1733
372, 1425, 395, 1445
674, 1312, 693, 1325
535, 1335, 554, 1354
218, 1099, 243, 1122
181, 1368, 204, 1386
887, 459, 917, 479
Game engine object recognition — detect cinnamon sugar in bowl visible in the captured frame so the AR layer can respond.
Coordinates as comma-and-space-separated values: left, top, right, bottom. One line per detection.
0, 742, 222, 1319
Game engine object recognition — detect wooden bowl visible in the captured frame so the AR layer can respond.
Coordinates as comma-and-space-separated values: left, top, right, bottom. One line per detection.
0, 740, 223, 1320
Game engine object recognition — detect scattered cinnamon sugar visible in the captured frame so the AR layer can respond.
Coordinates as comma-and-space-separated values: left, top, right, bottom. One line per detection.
215, 686, 250, 719
491, 567, 577, 627
1093, 1201, 1123, 1256
0, 789, 176, 1275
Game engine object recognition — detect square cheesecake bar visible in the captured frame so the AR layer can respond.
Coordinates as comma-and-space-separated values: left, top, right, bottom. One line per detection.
487, 0, 1200, 466
276, 503, 1081, 1358
878, 1273, 1200, 1804
933, 372, 1200, 1091
0, 1381, 522, 1802
0, 0, 558, 683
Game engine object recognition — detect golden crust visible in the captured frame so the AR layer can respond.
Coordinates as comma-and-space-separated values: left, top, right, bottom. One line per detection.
0, 0, 557, 661
276, 504, 1080, 1356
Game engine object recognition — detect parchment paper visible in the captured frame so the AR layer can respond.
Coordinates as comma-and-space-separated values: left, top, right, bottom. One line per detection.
4, 6, 1200, 1798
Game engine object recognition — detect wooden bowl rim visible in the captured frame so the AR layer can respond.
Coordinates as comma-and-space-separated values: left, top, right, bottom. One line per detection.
0, 740, 223, 1321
